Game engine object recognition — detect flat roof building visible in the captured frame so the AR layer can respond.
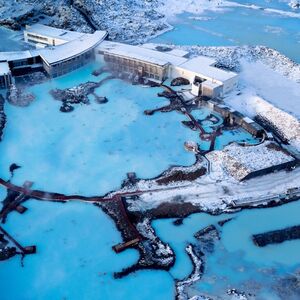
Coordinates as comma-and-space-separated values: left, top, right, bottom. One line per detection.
96, 41, 238, 97
0, 24, 238, 96
97, 41, 188, 82
0, 26, 107, 87
24, 24, 86, 46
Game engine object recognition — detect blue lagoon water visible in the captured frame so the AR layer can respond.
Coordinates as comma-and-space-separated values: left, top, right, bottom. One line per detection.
153, 200, 300, 299
192, 108, 259, 150
0, 62, 258, 195
0, 62, 270, 299
0, 63, 198, 195
0, 193, 174, 300
1, 4, 300, 297
152, 6, 300, 63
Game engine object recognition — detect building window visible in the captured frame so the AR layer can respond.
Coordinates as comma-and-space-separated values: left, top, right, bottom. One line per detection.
27, 33, 48, 42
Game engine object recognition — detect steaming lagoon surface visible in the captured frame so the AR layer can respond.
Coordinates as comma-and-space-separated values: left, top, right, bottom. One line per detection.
0, 4, 300, 296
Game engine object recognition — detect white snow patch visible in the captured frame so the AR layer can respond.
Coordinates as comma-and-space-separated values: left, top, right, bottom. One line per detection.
239, 60, 300, 119
207, 142, 294, 181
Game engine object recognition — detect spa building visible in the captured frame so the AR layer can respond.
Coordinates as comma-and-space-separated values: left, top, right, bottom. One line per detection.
0, 24, 238, 98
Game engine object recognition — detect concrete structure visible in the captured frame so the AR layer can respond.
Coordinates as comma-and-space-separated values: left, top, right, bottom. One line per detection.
0, 62, 12, 89
1, 24, 238, 95
199, 99, 266, 138
0, 25, 107, 88
39, 30, 107, 77
97, 41, 187, 82
24, 24, 85, 46
171, 56, 238, 98
96, 41, 238, 97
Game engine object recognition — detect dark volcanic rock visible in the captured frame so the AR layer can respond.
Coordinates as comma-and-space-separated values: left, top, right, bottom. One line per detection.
274, 271, 300, 300
9, 163, 21, 177
60, 103, 75, 113
157, 90, 177, 99
156, 167, 206, 185
0, 234, 17, 261
0, 95, 6, 141
50, 76, 113, 111
252, 225, 300, 247
0, 245, 17, 261
95, 96, 108, 104
171, 77, 190, 86
173, 218, 184, 226
217, 218, 233, 227
194, 225, 220, 240
194, 225, 220, 253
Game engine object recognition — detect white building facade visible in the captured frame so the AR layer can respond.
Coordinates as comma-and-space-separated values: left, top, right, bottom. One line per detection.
1, 24, 239, 97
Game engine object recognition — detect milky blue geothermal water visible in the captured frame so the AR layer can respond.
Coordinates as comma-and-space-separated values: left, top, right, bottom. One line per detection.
192, 108, 259, 150
2, 187, 299, 299
152, 7, 300, 63
0, 63, 198, 195
0, 195, 174, 300
153, 200, 300, 299
0, 62, 257, 196
1, 4, 299, 296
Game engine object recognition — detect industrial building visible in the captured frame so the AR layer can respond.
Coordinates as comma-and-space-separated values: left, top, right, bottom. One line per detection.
170, 56, 238, 98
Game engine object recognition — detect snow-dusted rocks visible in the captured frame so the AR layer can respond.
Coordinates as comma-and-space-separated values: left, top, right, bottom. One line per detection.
7, 84, 35, 107
154, 44, 300, 82
207, 141, 296, 181
289, 0, 300, 9
226, 91, 300, 151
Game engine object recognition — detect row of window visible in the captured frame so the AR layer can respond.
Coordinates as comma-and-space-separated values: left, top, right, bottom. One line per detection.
104, 54, 164, 74
108, 60, 164, 77
27, 33, 48, 42
144, 72, 160, 80
51, 62, 85, 78
108, 62, 161, 80
52, 52, 92, 69
0, 74, 11, 88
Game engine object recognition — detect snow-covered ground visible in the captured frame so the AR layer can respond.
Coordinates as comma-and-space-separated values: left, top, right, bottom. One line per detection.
226, 89, 300, 151
206, 141, 295, 181
158, 0, 300, 19
1, 0, 299, 43
145, 43, 300, 151
238, 60, 300, 118
126, 163, 300, 213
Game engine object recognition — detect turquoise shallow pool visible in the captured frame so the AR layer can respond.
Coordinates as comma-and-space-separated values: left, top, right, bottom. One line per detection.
192, 108, 259, 150
0, 63, 198, 195
152, 6, 300, 63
